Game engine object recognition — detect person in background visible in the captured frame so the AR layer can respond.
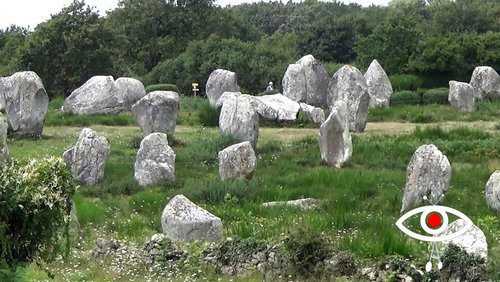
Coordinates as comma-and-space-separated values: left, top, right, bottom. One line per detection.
266, 81, 273, 91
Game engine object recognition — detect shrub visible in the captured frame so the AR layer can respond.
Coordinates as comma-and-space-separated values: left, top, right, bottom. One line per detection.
389, 74, 423, 91
435, 244, 489, 281
390, 90, 420, 106
145, 84, 180, 94
0, 157, 76, 270
197, 102, 220, 127
422, 87, 448, 105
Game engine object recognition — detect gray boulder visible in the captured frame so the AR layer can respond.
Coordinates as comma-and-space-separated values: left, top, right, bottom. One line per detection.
0, 71, 49, 136
219, 93, 259, 148
485, 170, 500, 212
0, 113, 9, 165
63, 76, 146, 115
134, 133, 176, 187
0, 78, 5, 112
401, 144, 451, 212
131, 91, 180, 136
252, 94, 300, 122
327, 65, 370, 132
300, 103, 325, 125
63, 128, 110, 185
216, 91, 241, 109
319, 100, 352, 167
161, 194, 223, 242
206, 69, 240, 106
282, 54, 329, 107
218, 141, 256, 180
440, 219, 488, 260
364, 59, 393, 108
448, 81, 475, 112
469, 66, 500, 99
261, 198, 320, 210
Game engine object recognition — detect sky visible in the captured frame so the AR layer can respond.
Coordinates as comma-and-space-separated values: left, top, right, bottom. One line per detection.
0, 0, 390, 30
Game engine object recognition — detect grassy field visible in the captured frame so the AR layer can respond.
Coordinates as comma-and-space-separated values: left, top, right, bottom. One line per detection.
7, 96, 500, 281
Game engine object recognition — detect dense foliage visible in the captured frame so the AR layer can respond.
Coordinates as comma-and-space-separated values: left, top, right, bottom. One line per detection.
0, 157, 76, 270
0, 0, 499, 96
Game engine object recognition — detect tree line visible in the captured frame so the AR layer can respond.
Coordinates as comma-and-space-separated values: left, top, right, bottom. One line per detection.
0, 0, 498, 97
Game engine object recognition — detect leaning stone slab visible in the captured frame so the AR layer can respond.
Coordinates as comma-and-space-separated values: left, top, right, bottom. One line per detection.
252, 94, 300, 122
218, 141, 256, 180
161, 194, 223, 242
0, 113, 9, 165
261, 198, 320, 210
364, 59, 393, 108
131, 91, 180, 136
401, 144, 451, 212
327, 65, 370, 132
300, 103, 325, 125
134, 133, 176, 187
206, 69, 240, 106
469, 66, 500, 99
485, 170, 500, 212
440, 219, 488, 260
219, 93, 259, 148
319, 100, 352, 167
448, 81, 475, 112
0, 71, 49, 136
62, 128, 110, 185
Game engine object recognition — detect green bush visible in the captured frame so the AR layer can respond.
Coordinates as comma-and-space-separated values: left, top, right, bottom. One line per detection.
390, 88, 449, 106
197, 102, 220, 127
421, 87, 448, 105
0, 157, 76, 270
434, 244, 489, 281
145, 84, 180, 94
389, 74, 423, 91
390, 90, 420, 106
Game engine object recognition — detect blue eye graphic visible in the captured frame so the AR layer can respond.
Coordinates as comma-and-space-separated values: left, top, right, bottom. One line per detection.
396, 205, 473, 242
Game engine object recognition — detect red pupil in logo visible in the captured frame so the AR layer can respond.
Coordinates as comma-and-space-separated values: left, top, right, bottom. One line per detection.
427, 213, 442, 228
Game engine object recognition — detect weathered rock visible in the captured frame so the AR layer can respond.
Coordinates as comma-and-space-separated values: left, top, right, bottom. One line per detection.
216, 91, 241, 108
0, 71, 49, 136
161, 194, 223, 242
364, 59, 393, 108
319, 100, 352, 167
448, 81, 475, 112
134, 133, 176, 186
300, 103, 325, 124
63, 128, 110, 185
469, 66, 500, 99
327, 65, 370, 132
261, 198, 320, 210
401, 144, 451, 212
206, 69, 240, 106
131, 91, 180, 136
485, 170, 500, 212
440, 219, 488, 259
219, 93, 259, 148
282, 55, 329, 107
252, 94, 300, 122
0, 78, 5, 112
63, 76, 146, 115
112, 77, 147, 110
218, 141, 256, 180
0, 113, 9, 165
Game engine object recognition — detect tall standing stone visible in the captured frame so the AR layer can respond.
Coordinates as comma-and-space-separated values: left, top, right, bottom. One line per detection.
219, 93, 259, 148
206, 69, 240, 106
327, 65, 370, 132
0, 113, 9, 165
469, 66, 500, 99
131, 91, 180, 136
134, 133, 176, 187
401, 144, 451, 212
318, 100, 352, 167
62, 128, 110, 185
112, 77, 147, 110
448, 81, 475, 112
485, 170, 500, 212
0, 71, 49, 136
364, 59, 393, 108
218, 141, 256, 180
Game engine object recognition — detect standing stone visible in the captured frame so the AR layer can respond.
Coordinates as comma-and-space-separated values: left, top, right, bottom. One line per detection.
63, 76, 121, 115
485, 171, 500, 212
0, 78, 5, 112
469, 66, 500, 99
327, 65, 370, 132
252, 94, 300, 122
112, 77, 147, 110
401, 144, 451, 212
448, 81, 475, 112
218, 141, 256, 180
0, 113, 9, 165
300, 103, 325, 125
62, 128, 110, 185
440, 219, 488, 259
0, 71, 49, 136
134, 133, 176, 187
318, 100, 352, 167
282, 54, 329, 107
206, 69, 240, 106
131, 91, 180, 136
364, 59, 393, 108
219, 93, 259, 148
161, 194, 223, 242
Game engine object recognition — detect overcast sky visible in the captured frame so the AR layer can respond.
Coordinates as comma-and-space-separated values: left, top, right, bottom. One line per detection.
0, 0, 390, 30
